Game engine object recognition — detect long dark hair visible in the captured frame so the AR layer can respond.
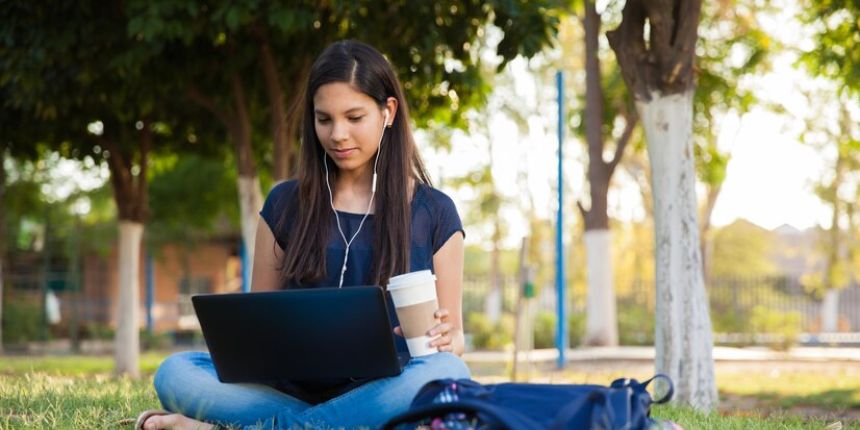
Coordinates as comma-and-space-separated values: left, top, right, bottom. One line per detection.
278, 40, 432, 288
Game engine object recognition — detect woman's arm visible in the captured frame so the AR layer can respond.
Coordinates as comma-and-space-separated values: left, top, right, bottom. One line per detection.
430, 231, 466, 356
251, 217, 283, 292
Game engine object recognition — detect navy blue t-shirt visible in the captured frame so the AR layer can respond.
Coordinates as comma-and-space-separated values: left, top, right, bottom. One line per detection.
260, 179, 465, 289
258, 179, 464, 400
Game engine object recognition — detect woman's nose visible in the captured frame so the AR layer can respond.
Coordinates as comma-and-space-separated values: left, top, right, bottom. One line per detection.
330, 120, 349, 142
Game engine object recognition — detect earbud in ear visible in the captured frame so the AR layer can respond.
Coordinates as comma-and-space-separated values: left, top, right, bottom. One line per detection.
383, 111, 390, 127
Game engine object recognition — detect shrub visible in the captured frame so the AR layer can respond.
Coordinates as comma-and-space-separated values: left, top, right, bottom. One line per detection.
749, 305, 802, 351
140, 329, 171, 351
533, 310, 556, 349
465, 312, 513, 350
711, 309, 748, 335
568, 312, 585, 347
618, 305, 655, 345
531, 310, 586, 349
80, 323, 114, 340
2, 296, 45, 343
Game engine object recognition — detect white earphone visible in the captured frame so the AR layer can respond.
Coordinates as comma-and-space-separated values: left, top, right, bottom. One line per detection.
324, 109, 390, 288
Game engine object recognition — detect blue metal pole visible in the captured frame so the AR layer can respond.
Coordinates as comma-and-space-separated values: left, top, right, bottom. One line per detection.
145, 251, 154, 333
240, 239, 251, 293
555, 70, 567, 369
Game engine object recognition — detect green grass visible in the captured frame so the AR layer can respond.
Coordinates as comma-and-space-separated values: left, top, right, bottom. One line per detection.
0, 353, 857, 429
1, 372, 157, 429
0, 352, 165, 375
652, 405, 846, 429
716, 369, 860, 411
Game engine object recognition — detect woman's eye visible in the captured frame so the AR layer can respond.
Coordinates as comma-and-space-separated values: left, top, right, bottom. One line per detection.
348, 116, 364, 122
317, 118, 331, 124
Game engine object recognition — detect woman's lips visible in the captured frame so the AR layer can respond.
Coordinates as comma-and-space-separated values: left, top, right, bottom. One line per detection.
331, 148, 356, 159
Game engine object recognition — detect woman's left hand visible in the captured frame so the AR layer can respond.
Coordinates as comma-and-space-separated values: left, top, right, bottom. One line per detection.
428, 308, 461, 353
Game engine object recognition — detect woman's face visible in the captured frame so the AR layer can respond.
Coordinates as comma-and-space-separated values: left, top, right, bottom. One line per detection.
313, 82, 391, 176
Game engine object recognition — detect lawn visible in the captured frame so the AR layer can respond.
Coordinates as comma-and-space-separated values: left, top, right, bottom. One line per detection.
0, 352, 857, 429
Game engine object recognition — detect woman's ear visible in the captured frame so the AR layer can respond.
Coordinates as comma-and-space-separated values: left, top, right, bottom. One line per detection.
384, 97, 398, 127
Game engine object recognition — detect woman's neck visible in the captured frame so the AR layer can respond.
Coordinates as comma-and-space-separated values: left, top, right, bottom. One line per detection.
333, 166, 374, 213
331, 173, 417, 213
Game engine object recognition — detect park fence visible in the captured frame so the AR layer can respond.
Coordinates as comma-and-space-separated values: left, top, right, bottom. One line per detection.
3, 270, 860, 348
462, 274, 860, 347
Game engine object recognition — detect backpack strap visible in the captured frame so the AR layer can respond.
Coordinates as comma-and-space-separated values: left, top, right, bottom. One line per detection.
610, 374, 674, 405
640, 374, 674, 404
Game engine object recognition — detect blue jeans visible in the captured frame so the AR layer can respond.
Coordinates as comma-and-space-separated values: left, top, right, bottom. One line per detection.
153, 351, 471, 429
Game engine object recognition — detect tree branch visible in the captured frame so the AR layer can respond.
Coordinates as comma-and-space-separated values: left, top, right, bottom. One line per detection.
607, 0, 652, 101
99, 135, 133, 221
608, 113, 637, 175
138, 120, 151, 222
255, 25, 292, 180
641, 0, 675, 65
577, 200, 588, 220
100, 136, 131, 190
584, 0, 605, 170
667, 0, 702, 89
231, 73, 256, 176
186, 84, 232, 128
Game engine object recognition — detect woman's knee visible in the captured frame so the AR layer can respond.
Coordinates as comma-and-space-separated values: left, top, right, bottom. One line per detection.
153, 351, 210, 405
421, 352, 471, 380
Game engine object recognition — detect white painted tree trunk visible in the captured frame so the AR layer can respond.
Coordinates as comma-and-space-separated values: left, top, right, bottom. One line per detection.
238, 175, 263, 288
115, 222, 143, 377
584, 229, 618, 346
638, 91, 718, 411
821, 289, 840, 332
485, 233, 503, 324
485, 288, 502, 324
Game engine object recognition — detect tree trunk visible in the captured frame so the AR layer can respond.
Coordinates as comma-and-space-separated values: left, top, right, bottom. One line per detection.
822, 146, 845, 332
187, 75, 262, 289
281, 70, 306, 179
115, 221, 142, 377
103, 125, 150, 377
231, 75, 263, 289
258, 37, 291, 182
583, 230, 617, 345
607, 0, 715, 410
0, 144, 5, 355
821, 289, 839, 332
639, 91, 717, 411
579, 0, 632, 347
485, 219, 503, 324
238, 175, 263, 286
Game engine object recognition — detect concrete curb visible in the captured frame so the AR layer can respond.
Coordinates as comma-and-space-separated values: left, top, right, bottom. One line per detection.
463, 346, 860, 363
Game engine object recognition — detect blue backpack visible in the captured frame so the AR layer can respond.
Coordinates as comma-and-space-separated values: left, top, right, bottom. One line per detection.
383, 375, 676, 430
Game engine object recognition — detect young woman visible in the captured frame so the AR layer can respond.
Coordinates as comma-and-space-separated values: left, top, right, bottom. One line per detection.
137, 40, 470, 430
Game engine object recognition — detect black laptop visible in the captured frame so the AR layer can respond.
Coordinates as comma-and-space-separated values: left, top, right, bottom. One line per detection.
191, 286, 410, 385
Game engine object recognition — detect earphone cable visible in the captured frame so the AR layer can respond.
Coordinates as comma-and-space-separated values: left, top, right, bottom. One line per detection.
324, 114, 388, 288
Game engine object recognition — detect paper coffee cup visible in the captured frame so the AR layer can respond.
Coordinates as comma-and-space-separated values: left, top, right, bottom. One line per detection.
387, 270, 440, 357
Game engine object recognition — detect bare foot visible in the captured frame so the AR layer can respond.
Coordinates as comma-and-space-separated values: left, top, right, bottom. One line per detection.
142, 413, 215, 430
